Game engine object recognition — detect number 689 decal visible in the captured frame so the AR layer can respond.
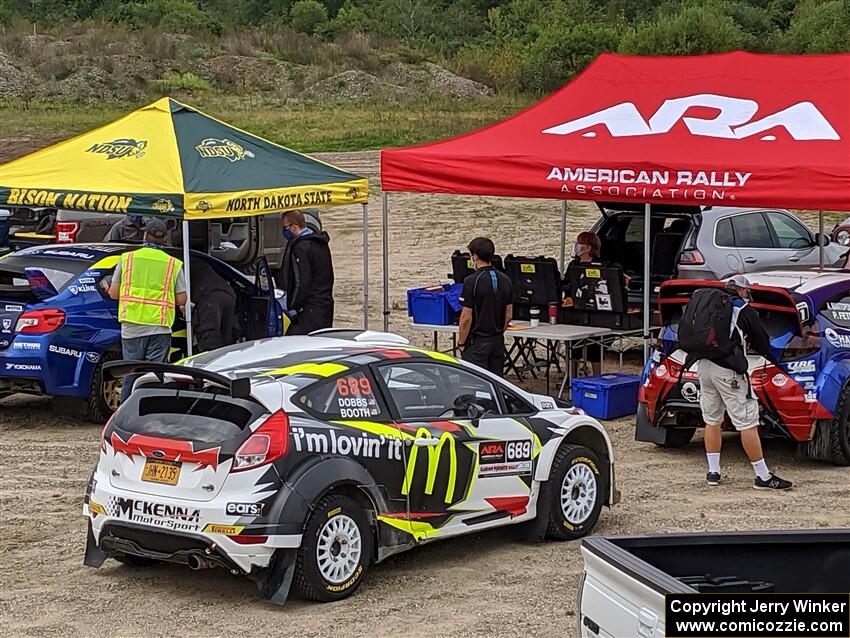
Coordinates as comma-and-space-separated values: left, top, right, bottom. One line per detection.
506, 440, 532, 460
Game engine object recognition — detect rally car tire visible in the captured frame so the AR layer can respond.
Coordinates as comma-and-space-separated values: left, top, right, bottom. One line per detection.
293, 494, 373, 602
827, 385, 850, 466
87, 350, 122, 423
546, 444, 604, 541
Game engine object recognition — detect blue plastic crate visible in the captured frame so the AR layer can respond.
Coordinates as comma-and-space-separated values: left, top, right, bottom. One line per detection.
572, 373, 641, 419
407, 283, 463, 325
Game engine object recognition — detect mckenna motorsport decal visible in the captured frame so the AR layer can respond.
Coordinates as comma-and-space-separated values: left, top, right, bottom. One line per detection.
290, 426, 404, 460
542, 95, 840, 141
2, 320, 11, 332
108, 496, 201, 532
787, 360, 816, 374
195, 138, 255, 162
49, 344, 81, 358
478, 440, 533, 477
86, 138, 147, 160
825, 328, 850, 349
226, 502, 264, 517
225, 189, 334, 213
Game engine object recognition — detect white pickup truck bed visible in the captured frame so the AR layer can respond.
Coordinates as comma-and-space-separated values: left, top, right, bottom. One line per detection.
578, 529, 850, 637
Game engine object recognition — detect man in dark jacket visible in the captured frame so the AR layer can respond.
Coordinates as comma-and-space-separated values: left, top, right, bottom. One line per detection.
190, 257, 237, 352
698, 275, 792, 491
280, 209, 334, 335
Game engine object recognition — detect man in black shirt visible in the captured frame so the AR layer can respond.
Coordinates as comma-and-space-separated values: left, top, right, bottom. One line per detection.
458, 237, 513, 376
280, 210, 335, 335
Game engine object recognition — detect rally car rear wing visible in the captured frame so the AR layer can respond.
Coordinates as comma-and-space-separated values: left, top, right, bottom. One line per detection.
104, 361, 252, 399
658, 279, 804, 333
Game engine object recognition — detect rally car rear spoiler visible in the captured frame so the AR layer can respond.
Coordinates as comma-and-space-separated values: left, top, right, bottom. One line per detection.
658, 279, 804, 332
103, 361, 252, 399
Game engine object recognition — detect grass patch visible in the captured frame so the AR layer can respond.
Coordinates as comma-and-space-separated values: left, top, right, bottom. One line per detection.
0, 95, 533, 153
151, 72, 212, 93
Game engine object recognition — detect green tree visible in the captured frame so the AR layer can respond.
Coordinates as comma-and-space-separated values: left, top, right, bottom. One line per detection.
290, 0, 328, 34
619, 4, 747, 55
780, 0, 850, 53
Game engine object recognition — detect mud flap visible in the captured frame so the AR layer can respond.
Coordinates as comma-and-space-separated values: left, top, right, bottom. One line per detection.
634, 403, 668, 444
257, 549, 296, 606
83, 522, 107, 568
520, 481, 551, 542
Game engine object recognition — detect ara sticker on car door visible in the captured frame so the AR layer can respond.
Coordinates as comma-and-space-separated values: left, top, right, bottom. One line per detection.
478, 440, 533, 477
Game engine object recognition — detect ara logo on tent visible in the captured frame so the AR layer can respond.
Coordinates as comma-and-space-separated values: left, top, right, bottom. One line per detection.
542, 94, 840, 141
86, 138, 147, 159
195, 138, 255, 162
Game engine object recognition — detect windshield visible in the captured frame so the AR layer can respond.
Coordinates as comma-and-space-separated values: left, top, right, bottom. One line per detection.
0, 254, 90, 292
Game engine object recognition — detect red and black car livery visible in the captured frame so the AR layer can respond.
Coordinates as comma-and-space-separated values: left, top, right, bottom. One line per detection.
636, 271, 850, 465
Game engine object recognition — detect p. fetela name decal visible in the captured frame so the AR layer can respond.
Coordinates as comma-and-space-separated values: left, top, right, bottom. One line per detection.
545, 166, 753, 201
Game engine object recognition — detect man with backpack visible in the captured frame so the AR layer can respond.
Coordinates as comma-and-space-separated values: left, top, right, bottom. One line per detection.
678, 275, 793, 490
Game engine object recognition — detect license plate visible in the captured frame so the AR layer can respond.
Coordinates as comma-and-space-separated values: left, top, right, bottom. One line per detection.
141, 460, 181, 485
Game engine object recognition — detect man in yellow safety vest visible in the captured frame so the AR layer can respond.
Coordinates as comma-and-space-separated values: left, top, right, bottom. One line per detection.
108, 218, 187, 403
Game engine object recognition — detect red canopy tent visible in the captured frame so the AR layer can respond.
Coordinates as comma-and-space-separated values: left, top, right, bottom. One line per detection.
379, 52, 850, 345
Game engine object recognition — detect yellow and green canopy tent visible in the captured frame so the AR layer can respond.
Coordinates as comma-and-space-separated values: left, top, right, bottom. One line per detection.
0, 97, 368, 218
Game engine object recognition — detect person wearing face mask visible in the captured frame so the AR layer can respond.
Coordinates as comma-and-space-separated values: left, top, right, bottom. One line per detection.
105, 214, 145, 243
279, 209, 334, 335
565, 231, 605, 374
458, 237, 513, 376
682, 274, 792, 491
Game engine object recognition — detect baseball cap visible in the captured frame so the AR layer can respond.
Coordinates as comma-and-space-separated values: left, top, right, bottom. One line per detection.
145, 218, 168, 240
725, 274, 751, 289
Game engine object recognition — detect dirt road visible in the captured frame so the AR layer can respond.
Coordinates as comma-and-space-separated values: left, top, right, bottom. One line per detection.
1, 150, 849, 637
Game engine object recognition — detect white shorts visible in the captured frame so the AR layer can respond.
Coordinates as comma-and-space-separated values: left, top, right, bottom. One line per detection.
697, 359, 759, 431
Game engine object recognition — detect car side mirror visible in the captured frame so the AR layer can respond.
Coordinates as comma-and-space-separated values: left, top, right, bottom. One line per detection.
467, 402, 486, 425
815, 233, 830, 247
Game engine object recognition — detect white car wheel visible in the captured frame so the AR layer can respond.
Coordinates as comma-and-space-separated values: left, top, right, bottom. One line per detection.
561, 462, 598, 525
316, 514, 363, 584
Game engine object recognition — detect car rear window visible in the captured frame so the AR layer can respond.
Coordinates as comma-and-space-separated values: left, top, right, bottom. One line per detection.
113, 389, 266, 443
0, 254, 90, 292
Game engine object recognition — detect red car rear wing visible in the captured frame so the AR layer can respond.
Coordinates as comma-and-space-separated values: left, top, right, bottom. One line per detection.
658, 279, 803, 333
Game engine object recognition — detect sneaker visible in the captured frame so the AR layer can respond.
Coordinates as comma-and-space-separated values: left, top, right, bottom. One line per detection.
706, 472, 721, 486
754, 473, 793, 491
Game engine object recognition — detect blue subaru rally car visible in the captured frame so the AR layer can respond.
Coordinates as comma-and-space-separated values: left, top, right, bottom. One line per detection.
0, 243, 283, 421
637, 270, 850, 466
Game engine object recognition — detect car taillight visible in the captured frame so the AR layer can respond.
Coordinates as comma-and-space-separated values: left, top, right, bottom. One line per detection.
229, 535, 268, 545
232, 411, 288, 472
16, 309, 65, 333
679, 250, 705, 265
55, 221, 79, 243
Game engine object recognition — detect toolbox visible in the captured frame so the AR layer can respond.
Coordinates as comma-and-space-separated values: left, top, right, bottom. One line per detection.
407, 283, 463, 325
449, 250, 503, 284
571, 373, 641, 419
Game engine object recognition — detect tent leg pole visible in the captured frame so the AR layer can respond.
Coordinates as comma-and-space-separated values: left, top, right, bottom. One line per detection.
182, 220, 193, 356
818, 209, 824, 270
362, 202, 369, 330
382, 192, 390, 333
643, 203, 650, 361
559, 200, 567, 272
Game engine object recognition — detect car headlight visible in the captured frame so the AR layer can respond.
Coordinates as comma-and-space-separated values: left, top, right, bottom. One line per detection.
836, 229, 850, 246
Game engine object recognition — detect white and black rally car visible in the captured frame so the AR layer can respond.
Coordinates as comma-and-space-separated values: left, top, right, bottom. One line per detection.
83, 330, 618, 603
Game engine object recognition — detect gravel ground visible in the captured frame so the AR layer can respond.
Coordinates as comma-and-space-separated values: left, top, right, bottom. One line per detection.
0, 149, 848, 638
